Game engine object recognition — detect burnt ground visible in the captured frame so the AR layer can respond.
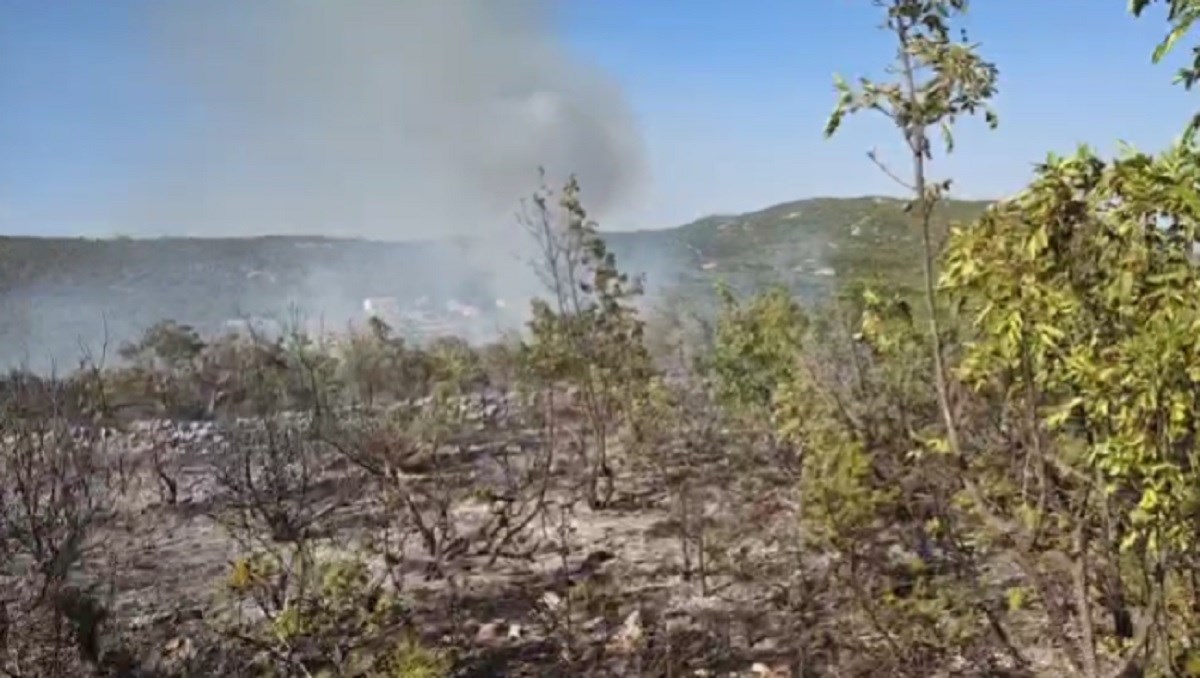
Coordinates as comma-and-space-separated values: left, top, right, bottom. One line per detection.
9, 388, 1069, 678
65, 407, 809, 677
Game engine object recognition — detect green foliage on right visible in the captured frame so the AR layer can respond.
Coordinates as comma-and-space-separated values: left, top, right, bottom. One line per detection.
1134, 0, 1200, 139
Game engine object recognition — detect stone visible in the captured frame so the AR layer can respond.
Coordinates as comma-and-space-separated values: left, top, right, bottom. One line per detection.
474, 621, 502, 645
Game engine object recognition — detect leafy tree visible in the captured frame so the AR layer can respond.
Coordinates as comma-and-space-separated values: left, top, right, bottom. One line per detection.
337, 318, 434, 406
118, 320, 206, 372
117, 320, 210, 417
520, 173, 655, 508
824, 0, 998, 460
943, 141, 1200, 675
815, 10, 1036, 668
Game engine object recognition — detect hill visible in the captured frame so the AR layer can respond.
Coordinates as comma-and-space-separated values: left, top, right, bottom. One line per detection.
0, 196, 990, 370
610, 195, 990, 301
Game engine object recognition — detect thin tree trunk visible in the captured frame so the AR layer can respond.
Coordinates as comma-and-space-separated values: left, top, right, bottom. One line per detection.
895, 21, 964, 459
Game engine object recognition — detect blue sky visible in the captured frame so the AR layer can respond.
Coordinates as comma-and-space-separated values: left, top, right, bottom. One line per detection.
559, 0, 1199, 225
0, 0, 1196, 237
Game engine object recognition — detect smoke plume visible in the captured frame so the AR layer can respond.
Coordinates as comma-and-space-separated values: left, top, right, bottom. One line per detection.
135, 0, 646, 241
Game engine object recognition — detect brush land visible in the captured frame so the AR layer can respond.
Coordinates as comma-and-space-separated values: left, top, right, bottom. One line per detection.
5, 1, 1200, 676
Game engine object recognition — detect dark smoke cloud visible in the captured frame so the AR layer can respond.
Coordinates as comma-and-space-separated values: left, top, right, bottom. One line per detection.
133, 0, 647, 240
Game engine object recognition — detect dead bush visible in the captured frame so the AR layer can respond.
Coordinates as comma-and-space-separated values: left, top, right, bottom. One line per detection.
0, 374, 130, 675
211, 414, 351, 547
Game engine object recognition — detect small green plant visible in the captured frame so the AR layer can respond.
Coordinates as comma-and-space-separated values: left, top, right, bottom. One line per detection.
222, 550, 445, 677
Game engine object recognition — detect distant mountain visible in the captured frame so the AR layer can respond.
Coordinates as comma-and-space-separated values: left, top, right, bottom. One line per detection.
608, 195, 989, 300
0, 196, 990, 370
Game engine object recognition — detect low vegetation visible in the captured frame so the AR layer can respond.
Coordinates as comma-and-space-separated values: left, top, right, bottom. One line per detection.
5, 1, 1200, 676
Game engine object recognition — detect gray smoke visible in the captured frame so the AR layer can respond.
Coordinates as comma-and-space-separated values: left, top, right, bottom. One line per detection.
133, 0, 646, 240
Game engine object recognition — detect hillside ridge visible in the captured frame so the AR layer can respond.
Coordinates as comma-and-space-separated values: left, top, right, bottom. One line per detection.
0, 195, 991, 369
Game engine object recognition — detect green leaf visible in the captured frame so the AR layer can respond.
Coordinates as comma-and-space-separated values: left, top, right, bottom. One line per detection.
1154, 21, 1193, 63
1005, 586, 1028, 611
940, 120, 955, 153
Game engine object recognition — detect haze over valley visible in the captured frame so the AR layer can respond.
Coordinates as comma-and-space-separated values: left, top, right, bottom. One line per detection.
0, 195, 988, 372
